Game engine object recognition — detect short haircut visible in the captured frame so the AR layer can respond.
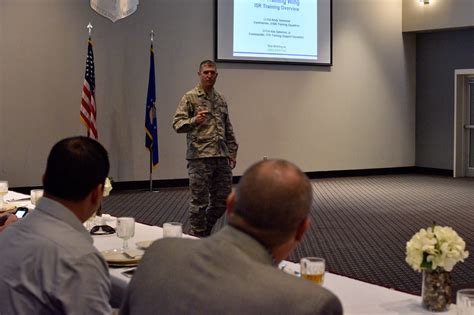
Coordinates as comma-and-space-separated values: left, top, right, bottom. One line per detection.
233, 159, 312, 241
199, 60, 217, 72
43, 136, 109, 201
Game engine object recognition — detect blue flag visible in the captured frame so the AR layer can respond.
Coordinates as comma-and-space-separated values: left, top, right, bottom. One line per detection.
145, 43, 159, 169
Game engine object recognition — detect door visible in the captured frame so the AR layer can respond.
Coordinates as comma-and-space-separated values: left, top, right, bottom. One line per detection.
465, 77, 474, 177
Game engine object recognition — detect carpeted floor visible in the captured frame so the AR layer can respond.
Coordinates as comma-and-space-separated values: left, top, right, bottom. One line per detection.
102, 174, 474, 298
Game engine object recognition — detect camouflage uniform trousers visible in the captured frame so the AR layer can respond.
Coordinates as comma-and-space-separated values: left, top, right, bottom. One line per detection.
187, 157, 232, 235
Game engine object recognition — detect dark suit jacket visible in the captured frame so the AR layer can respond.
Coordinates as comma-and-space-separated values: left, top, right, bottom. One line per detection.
121, 226, 343, 315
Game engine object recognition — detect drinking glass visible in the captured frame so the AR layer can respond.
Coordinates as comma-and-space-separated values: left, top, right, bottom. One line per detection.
163, 222, 183, 238
0, 181, 8, 210
300, 257, 325, 285
116, 217, 135, 250
30, 189, 44, 206
457, 289, 474, 315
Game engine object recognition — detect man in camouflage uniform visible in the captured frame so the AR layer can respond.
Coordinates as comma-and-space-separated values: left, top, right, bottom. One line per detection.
173, 60, 238, 237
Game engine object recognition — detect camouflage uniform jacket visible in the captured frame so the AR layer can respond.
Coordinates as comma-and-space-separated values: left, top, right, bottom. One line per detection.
173, 85, 238, 160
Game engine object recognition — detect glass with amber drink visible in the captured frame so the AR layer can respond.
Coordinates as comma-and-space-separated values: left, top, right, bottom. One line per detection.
300, 257, 325, 285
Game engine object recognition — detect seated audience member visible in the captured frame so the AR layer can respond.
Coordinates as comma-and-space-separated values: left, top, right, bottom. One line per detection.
0, 136, 112, 314
0, 213, 17, 232
121, 159, 343, 315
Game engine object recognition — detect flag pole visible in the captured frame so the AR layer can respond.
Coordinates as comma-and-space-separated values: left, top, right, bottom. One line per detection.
149, 149, 153, 192
87, 22, 93, 140
145, 30, 159, 193
149, 30, 154, 193
81, 22, 98, 140
87, 22, 93, 37
86, 22, 93, 139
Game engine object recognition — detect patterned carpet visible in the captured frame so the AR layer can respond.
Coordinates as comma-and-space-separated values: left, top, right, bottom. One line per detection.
102, 174, 474, 298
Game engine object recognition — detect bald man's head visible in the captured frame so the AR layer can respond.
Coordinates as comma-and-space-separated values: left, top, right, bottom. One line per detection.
230, 159, 312, 245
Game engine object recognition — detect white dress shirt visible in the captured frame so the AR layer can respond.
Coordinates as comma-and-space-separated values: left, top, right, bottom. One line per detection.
0, 197, 112, 315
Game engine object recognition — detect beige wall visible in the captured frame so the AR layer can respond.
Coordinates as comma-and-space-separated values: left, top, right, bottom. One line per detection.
403, 0, 474, 32
0, 0, 416, 187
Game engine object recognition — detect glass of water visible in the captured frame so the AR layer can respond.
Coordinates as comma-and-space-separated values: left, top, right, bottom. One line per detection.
163, 222, 183, 238
457, 289, 474, 315
30, 189, 44, 206
0, 181, 8, 210
116, 217, 135, 250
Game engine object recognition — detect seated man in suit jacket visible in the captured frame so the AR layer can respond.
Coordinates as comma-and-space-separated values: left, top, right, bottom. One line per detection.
121, 159, 343, 315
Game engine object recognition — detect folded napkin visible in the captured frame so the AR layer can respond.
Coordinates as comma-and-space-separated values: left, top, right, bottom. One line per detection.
123, 249, 143, 259
279, 261, 301, 277
90, 225, 115, 235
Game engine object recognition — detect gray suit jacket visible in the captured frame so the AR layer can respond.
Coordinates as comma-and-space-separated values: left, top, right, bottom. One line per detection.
121, 226, 343, 315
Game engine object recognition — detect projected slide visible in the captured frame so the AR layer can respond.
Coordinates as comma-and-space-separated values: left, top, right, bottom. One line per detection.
233, 0, 318, 60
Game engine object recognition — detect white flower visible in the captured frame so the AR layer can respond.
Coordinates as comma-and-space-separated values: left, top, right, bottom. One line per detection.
103, 177, 113, 197
406, 225, 469, 272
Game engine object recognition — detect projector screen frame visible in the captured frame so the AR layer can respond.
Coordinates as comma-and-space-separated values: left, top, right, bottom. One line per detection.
214, 0, 333, 66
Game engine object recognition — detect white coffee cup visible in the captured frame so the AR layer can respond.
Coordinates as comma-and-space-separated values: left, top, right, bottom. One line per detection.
457, 289, 474, 315
30, 189, 44, 206
163, 222, 183, 238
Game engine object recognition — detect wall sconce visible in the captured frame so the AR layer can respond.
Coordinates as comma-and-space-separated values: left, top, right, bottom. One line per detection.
419, 0, 430, 4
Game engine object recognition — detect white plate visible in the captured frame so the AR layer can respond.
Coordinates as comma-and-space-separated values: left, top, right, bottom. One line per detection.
0, 204, 16, 213
101, 249, 142, 266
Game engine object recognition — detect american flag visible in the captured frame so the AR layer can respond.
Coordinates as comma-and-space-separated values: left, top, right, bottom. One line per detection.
80, 37, 98, 139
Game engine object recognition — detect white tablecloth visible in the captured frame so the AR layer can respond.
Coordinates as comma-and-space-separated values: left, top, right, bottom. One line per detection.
92, 219, 196, 306
4, 191, 458, 314
93, 221, 159, 294
279, 261, 457, 314
93, 220, 457, 314
2, 191, 34, 211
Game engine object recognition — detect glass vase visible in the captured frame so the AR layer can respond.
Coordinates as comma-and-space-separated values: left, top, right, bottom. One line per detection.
421, 268, 452, 312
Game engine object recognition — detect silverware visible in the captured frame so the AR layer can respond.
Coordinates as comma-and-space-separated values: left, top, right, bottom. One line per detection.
7, 197, 31, 202
122, 250, 143, 259
122, 268, 136, 278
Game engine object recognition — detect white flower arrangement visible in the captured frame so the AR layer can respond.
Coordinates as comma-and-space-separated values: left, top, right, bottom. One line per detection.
103, 177, 113, 197
406, 225, 469, 272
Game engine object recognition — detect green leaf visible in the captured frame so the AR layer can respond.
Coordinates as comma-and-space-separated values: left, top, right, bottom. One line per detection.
421, 260, 432, 269
421, 252, 432, 270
